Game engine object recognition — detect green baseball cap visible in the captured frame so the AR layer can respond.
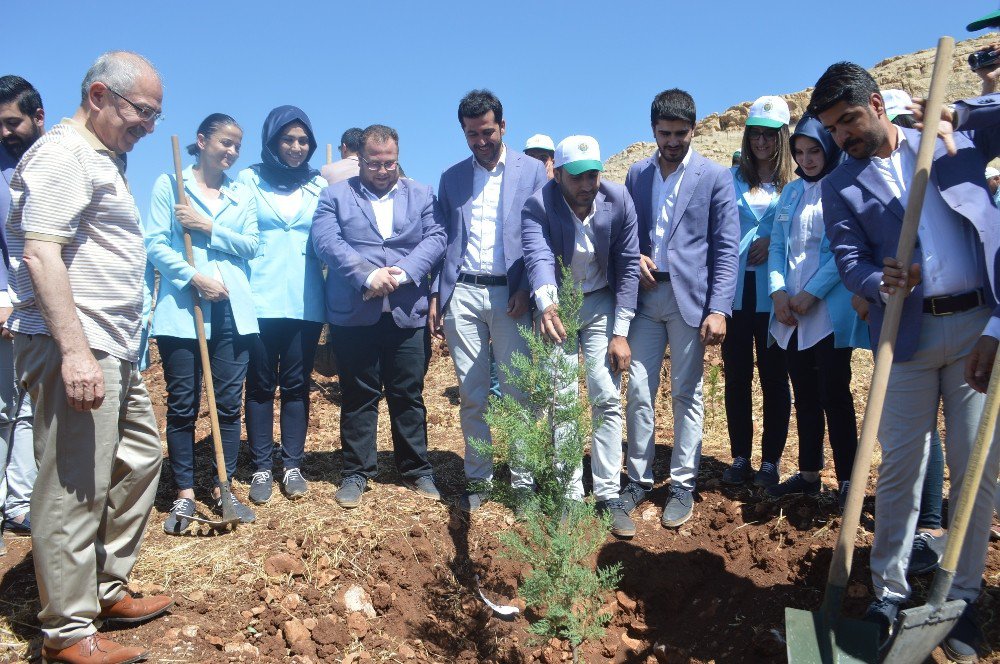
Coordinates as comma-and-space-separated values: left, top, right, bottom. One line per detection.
968, 9, 1000, 31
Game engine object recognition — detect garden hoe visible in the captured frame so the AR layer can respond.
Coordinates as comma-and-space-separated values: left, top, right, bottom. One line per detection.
881, 340, 1000, 661
785, 35, 954, 664
170, 136, 241, 532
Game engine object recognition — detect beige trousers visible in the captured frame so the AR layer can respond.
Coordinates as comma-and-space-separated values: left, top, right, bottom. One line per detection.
15, 333, 162, 649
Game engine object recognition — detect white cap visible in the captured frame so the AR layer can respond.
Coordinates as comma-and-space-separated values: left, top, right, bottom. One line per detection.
746, 95, 790, 129
554, 136, 603, 175
987, 166, 1000, 179
524, 134, 555, 152
882, 89, 913, 120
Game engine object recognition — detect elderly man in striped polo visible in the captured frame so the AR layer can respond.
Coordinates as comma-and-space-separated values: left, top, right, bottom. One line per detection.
6, 51, 171, 664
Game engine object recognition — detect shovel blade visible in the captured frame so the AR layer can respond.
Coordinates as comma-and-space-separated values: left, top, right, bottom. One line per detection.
786, 607, 880, 664
183, 513, 241, 531
880, 600, 964, 664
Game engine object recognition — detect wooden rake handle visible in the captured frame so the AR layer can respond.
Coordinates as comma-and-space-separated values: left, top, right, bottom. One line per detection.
170, 136, 230, 486
827, 36, 956, 591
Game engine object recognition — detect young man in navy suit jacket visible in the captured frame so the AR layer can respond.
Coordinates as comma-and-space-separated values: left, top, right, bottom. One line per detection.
429, 90, 548, 513
621, 89, 740, 535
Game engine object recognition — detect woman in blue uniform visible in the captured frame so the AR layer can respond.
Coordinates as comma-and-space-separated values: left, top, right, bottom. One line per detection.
146, 113, 259, 533
238, 106, 327, 504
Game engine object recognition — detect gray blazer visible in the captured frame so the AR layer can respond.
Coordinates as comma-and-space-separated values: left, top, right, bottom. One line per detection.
310, 176, 446, 328
823, 95, 1000, 361
521, 179, 640, 312
625, 149, 740, 328
432, 148, 548, 314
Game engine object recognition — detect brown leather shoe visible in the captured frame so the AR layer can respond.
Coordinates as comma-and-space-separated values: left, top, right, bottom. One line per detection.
41, 634, 147, 663
97, 592, 173, 624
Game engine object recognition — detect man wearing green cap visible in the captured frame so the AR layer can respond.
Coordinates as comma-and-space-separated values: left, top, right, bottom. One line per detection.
521, 135, 640, 532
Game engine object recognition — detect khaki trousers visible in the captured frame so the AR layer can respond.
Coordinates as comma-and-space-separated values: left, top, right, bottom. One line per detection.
15, 333, 162, 649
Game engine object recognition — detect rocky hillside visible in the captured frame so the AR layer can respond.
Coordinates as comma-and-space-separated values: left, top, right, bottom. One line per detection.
604, 33, 999, 182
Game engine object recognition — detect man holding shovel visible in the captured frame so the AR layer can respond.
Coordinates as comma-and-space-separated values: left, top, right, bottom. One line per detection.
812, 61, 1000, 662
6, 51, 171, 664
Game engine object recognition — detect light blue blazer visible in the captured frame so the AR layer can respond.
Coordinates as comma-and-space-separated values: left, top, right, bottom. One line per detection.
237, 168, 326, 322
731, 168, 779, 313
767, 179, 869, 350
138, 261, 155, 370
145, 165, 259, 339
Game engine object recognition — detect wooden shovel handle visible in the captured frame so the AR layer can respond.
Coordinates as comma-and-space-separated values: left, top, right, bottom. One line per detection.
827, 36, 955, 590
170, 136, 229, 486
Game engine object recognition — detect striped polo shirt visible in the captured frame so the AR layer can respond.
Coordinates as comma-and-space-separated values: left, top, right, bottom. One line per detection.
6, 119, 146, 362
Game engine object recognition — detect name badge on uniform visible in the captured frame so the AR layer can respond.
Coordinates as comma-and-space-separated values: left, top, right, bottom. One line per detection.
775, 210, 791, 223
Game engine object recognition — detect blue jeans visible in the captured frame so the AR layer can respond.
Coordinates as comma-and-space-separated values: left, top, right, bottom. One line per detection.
157, 302, 251, 490
917, 427, 944, 530
245, 318, 322, 471
0, 337, 34, 519
489, 345, 501, 400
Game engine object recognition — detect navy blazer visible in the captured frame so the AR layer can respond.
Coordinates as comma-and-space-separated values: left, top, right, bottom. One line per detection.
521, 179, 640, 312
432, 148, 548, 314
823, 95, 1000, 362
310, 176, 446, 328
625, 150, 740, 327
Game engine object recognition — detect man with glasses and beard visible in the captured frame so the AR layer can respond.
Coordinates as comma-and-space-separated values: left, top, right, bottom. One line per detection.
0, 75, 41, 540
312, 124, 446, 510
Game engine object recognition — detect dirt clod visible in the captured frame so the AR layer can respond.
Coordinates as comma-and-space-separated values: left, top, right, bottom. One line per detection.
347, 612, 369, 638
265, 553, 306, 577
282, 618, 311, 646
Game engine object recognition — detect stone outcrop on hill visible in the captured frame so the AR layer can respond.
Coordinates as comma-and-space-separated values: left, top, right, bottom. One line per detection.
604, 34, 998, 182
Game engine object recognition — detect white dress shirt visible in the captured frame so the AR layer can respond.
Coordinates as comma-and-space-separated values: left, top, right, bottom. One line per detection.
360, 182, 410, 312
770, 180, 833, 350
533, 199, 635, 336
873, 127, 981, 298
462, 145, 506, 276
650, 149, 692, 271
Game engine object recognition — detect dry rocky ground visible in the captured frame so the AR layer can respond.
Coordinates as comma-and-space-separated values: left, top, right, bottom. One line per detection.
4, 32, 1000, 664
1, 340, 999, 663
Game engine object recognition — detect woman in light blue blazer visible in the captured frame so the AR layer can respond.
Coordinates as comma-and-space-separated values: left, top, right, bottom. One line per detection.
237, 106, 326, 504
766, 114, 867, 504
721, 95, 795, 490
145, 113, 259, 534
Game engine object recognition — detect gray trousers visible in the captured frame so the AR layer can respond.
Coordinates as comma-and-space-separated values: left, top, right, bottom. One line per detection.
872, 306, 1000, 603
16, 334, 162, 649
626, 284, 705, 492
550, 288, 623, 501
0, 336, 35, 519
444, 282, 532, 488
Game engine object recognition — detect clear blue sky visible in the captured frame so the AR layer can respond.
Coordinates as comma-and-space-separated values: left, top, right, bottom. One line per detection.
3, 0, 993, 210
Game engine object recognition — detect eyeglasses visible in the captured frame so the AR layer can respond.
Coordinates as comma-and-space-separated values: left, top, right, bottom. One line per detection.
107, 88, 164, 125
747, 129, 778, 142
360, 155, 398, 172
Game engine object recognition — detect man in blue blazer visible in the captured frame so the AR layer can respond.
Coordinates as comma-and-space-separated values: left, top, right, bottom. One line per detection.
521, 136, 640, 516
429, 90, 548, 513
811, 62, 1000, 660
621, 89, 740, 534
311, 124, 446, 509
